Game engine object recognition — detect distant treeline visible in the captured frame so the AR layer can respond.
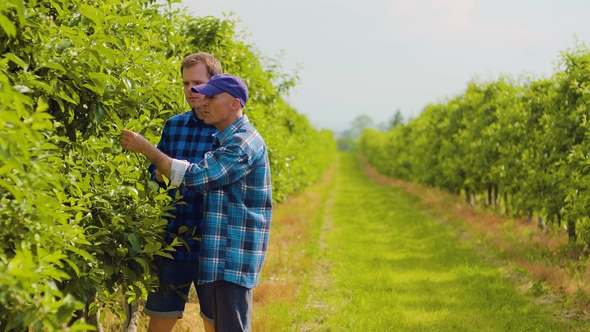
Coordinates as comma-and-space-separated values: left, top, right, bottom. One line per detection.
360, 41, 590, 246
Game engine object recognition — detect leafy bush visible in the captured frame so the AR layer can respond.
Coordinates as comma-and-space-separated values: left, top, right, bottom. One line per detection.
0, 0, 335, 329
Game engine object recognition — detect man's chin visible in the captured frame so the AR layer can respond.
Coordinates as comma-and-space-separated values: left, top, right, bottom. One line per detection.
193, 109, 205, 119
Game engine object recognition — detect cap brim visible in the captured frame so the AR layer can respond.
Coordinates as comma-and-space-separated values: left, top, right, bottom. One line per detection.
191, 82, 224, 96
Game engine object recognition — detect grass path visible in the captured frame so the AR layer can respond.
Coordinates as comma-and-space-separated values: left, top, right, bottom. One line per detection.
292, 152, 585, 331
107, 152, 588, 331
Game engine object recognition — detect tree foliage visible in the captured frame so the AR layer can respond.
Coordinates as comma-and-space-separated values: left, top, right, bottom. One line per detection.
0, 0, 335, 329
359, 41, 590, 246
341, 114, 375, 139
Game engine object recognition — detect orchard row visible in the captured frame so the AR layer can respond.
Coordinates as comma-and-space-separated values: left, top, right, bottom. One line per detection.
360, 42, 590, 246
0, 0, 335, 330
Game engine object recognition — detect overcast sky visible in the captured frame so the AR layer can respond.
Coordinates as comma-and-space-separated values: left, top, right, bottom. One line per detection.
176, 0, 590, 132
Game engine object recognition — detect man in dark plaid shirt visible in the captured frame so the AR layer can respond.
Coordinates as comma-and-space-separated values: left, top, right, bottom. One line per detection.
121, 74, 272, 332
143, 53, 221, 332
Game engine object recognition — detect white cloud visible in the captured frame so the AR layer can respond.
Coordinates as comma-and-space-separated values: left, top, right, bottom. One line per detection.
383, 0, 543, 48
388, 0, 473, 27
430, 0, 474, 27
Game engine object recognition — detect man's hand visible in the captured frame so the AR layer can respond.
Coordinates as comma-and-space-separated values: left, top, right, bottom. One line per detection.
120, 129, 174, 181
155, 169, 164, 183
120, 129, 150, 154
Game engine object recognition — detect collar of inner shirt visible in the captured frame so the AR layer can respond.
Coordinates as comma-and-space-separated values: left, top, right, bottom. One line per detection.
183, 109, 209, 128
212, 115, 248, 147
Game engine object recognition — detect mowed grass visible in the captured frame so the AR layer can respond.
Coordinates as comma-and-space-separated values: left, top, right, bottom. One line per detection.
306, 152, 583, 331
104, 152, 589, 331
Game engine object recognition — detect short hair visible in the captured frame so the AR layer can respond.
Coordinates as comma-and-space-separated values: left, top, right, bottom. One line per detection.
181, 52, 223, 78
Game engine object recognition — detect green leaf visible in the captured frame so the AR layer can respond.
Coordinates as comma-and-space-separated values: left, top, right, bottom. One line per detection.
0, 14, 16, 37
79, 4, 105, 24
126, 185, 139, 200
13, 0, 26, 27
148, 181, 161, 193
154, 251, 174, 259
0, 163, 11, 176
43, 267, 70, 281
39, 61, 66, 72
58, 91, 77, 104
28, 80, 54, 93
0, 179, 22, 201
92, 104, 104, 124
132, 257, 150, 274
69, 323, 97, 331
50, 1, 65, 17
120, 265, 137, 281
4, 53, 28, 70
41, 143, 60, 150
103, 265, 115, 276
63, 258, 81, 277
65, 246, 94, 261
89, 73, 106, 96
36, 97, 49, 112
127, 233, 141, 253
143, 241, 161, 253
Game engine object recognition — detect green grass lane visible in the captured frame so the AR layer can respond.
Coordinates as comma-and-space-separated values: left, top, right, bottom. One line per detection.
311, 152, 581, 331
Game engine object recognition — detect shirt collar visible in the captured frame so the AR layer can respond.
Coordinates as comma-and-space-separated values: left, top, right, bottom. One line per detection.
184, 109, 208, 128
214, 115, 249, 145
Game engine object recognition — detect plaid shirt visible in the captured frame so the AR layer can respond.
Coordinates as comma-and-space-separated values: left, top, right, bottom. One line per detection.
148, 109, 217, 260
182, 115, 272, 289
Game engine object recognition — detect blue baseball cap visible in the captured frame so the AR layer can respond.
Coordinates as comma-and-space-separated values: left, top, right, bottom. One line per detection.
191, 74, 249, 107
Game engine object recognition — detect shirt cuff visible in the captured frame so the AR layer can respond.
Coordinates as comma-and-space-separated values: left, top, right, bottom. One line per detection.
169, 159, 190, 186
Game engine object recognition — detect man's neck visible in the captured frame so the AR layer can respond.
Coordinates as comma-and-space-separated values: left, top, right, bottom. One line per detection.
215, 113, 243, 133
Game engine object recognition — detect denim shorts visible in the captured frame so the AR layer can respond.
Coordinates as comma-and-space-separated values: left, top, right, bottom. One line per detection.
144, 259, 213, 324
203, 280, 253, 332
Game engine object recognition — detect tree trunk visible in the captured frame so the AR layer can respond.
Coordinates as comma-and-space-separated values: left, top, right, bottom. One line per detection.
121, 300, 140, 332
465, 188, 474, 206
493, 184, 499, 209
538, 216, 546, 231
86, 293, 104, 332
567, 220, 577, 243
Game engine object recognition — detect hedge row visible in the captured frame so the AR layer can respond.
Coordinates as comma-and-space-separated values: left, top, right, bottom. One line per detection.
360, 42, 590, 246
0, 0, 335, 330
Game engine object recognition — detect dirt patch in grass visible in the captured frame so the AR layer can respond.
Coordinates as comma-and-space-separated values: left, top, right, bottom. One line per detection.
297, 190, 336, 332
254, 163, 335, 307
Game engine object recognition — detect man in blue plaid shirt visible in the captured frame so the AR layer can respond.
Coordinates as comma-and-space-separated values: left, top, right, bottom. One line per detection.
143, 53, 221, 332
121, 74, 272, 332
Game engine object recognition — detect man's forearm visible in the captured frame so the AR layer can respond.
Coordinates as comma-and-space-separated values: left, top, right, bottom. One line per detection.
141, 144, 173, 181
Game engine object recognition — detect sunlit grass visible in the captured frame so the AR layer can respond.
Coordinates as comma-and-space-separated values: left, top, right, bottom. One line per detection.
252, 160, 336, 330
104, 152, 590, 331
309, 152, 586, 331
